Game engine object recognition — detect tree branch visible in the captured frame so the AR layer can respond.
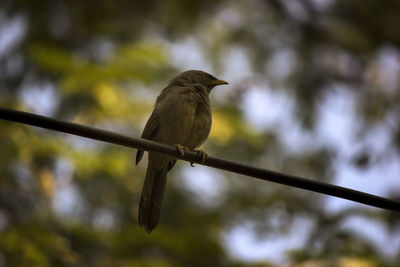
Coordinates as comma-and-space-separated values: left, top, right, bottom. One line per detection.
1, 106, 399, 212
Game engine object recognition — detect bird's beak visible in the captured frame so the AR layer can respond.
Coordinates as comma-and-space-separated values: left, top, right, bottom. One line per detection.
209, 79, 229, 86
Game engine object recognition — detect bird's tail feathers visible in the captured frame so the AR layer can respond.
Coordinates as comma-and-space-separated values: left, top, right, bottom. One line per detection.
138, 160, 168, 233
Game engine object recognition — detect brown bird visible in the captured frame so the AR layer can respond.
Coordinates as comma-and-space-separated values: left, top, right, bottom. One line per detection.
135, 70, 228, 233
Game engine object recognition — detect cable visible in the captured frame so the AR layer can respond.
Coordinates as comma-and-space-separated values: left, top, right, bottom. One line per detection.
1, 106, 399, 211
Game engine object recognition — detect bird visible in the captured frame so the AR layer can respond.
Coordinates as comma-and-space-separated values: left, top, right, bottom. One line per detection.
135, 70, 228, 233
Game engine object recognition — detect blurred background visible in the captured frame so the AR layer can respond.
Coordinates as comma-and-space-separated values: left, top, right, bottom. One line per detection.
1, 0, 400, 266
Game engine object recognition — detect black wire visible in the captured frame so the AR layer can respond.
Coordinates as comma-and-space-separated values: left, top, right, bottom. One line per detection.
1, 106, 399, 212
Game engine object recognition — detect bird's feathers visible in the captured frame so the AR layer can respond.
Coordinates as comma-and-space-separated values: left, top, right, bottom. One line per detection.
135, 111, 160, 165
136, 70, 227, 233
138, 153, 168, 233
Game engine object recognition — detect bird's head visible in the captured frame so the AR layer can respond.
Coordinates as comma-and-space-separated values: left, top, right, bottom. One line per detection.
171, 70, 228, 92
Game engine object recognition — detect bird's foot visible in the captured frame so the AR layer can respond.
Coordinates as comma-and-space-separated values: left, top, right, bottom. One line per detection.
175, 144, 190, 157
190, 149, 208, 167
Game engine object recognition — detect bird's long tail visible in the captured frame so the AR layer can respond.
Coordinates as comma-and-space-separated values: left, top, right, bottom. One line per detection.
138, 154, 168, 233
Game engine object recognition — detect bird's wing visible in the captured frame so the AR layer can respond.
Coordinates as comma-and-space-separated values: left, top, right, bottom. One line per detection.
135, 110, 160, 165
167, 159, 177, 171
157, 86, 198, 145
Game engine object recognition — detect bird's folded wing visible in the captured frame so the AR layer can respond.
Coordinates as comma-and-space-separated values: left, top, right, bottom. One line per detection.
136, 110, 160, 164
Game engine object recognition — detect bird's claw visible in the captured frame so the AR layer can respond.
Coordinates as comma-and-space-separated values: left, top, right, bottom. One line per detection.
175, 144, 190, 157
175, 145, 208, 167
190, 149, 208, 167
195, 149, 208, 164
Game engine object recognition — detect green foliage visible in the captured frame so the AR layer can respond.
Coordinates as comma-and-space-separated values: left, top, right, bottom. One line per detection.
1, 0, 400, 266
